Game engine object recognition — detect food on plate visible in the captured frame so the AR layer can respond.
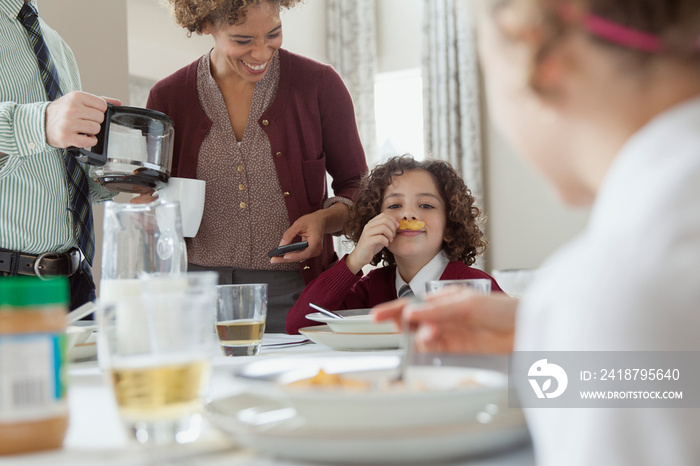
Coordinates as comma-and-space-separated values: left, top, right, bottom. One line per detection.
399, 219, 425, 230
286, 370, 371, 390
285, 369, 482, 392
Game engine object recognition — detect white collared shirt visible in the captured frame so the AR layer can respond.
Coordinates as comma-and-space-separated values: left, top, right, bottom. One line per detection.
395, 250, 450, 298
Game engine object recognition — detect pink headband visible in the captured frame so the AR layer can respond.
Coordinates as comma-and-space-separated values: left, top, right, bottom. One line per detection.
584, 12, 663, 53
557, 3, 663, 54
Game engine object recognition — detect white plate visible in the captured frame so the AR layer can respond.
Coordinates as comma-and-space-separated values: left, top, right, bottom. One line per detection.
229, 354, 509, 429
305, 309, 399, 333
299, 324, 399, 351
206, 392, 529, 464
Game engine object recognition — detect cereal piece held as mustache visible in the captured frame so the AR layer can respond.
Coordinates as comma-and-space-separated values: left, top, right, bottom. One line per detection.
399, 219, 426, 230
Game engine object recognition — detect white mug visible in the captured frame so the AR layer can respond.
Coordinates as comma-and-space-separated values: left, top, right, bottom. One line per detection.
158, 177, 206, 237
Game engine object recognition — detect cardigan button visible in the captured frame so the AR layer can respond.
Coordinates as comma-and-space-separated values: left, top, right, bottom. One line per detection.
262, 119, 269, 126
275, 151, 283, 158
240, 202, 246, 209
283, 191, 290, 197
303, 266, 310, 270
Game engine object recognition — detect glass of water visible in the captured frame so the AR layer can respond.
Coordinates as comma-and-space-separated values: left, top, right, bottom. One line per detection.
425, 278, 492, 295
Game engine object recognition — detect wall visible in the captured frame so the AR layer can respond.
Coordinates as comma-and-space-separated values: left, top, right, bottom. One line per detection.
40, 0, 131, 291
376, 0, 422, 73
484, 124, 590, 270
40, 1, 130, 101
127, 0, 328, 83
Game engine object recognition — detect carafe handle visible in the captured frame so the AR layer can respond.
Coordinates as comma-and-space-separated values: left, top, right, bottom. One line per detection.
66, 103, 113, 166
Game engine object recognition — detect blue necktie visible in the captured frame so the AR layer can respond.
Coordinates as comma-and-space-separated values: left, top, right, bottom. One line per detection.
17, 2, 95, 264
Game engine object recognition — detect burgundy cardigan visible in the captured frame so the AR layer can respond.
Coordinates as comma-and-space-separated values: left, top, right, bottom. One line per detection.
146, 49, 368, 284
286, 256, 504, 334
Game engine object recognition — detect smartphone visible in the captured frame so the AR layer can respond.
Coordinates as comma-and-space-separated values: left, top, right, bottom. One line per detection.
267, 241, 309, 258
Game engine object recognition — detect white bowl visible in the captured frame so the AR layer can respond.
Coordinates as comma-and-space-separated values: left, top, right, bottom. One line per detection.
230, 355, 509, 429
206, 392, 528, 465
305, 309, 399, 334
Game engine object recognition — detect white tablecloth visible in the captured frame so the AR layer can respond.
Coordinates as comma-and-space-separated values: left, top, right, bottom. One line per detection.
2, 335, 535, 466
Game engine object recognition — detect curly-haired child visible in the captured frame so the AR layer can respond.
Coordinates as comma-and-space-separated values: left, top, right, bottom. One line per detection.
286, 155, 502, 334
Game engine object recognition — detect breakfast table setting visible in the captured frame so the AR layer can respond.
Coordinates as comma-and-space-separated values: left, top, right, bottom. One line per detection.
7, 326, 535, 466
2, 187, 535, 465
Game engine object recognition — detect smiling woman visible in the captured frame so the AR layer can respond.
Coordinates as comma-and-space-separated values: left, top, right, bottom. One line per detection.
145, 0, 368, 333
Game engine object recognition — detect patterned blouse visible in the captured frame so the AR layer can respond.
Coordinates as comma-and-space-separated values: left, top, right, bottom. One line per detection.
188, 51, 297, 271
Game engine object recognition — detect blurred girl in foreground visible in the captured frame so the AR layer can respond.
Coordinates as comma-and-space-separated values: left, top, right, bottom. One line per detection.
375, 0, 700, 464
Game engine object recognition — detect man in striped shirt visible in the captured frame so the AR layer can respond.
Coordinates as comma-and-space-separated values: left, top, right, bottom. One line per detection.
0, 0, 119, 309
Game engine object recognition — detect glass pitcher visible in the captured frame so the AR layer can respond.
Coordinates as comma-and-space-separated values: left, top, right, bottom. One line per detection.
100, 199, 187, 302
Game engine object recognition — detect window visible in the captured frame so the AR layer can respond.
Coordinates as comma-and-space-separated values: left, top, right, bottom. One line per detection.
374, 68, 425, 163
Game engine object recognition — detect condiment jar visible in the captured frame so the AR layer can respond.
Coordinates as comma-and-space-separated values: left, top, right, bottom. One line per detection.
0, 277, 69, 455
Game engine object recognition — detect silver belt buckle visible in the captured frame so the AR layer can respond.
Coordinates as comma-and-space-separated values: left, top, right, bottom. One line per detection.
33, 251, 78, 280
33, 251, 55, 280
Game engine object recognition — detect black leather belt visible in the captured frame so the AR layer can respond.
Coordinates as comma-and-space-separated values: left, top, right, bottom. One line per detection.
0, 248, 81, 278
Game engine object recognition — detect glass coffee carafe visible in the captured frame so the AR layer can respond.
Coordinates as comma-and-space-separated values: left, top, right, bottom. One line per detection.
100, 199, 187, 302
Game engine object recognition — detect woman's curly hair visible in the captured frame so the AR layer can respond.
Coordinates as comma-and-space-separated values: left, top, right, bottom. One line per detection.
343, 155, 487, 267
164, 0, 302, 34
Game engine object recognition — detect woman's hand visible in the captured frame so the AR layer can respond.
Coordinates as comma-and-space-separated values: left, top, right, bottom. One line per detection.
345, 213, 399, 274
271, 204, 349, 263
373, 288, 518, 354
130, 192, 157, 204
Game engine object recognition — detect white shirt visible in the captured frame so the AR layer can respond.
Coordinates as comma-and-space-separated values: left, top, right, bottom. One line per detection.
395, 250, 450, 298
516, 96, 700, 465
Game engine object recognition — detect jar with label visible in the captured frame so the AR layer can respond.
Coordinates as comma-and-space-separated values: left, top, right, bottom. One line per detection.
0, 277, 69, 455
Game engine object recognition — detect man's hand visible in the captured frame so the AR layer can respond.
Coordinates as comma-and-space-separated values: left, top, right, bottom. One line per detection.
45, 91, 121, 149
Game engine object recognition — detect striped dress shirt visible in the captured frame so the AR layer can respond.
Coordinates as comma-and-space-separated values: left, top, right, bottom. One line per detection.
0, 0, 113, 255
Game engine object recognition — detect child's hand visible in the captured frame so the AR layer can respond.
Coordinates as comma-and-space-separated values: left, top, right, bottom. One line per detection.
373, 289, 517, 354
345, 214, 399, 274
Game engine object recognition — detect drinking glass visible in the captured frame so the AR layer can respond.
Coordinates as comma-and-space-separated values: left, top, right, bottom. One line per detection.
425, 279, 492, 295
97, 290, 215, 445
215, 284, 267, 356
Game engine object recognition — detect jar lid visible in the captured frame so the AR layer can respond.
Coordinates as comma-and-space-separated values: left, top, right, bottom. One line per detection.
0, 276, 69, 307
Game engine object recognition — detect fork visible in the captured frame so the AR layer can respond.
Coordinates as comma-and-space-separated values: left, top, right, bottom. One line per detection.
393, 296, 423, 383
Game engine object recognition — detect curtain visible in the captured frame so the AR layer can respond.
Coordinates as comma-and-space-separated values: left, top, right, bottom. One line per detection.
326, 0, 378, 165
422, 0, 486, 268
422, 0, 484, 207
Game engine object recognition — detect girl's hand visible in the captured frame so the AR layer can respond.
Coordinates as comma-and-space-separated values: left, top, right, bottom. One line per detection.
345, 213, 399, 274
373, 288, 517, 354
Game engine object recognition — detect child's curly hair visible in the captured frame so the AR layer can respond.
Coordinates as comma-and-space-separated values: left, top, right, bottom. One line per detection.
343, 155, 487, 267
164, 0, 302, 34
